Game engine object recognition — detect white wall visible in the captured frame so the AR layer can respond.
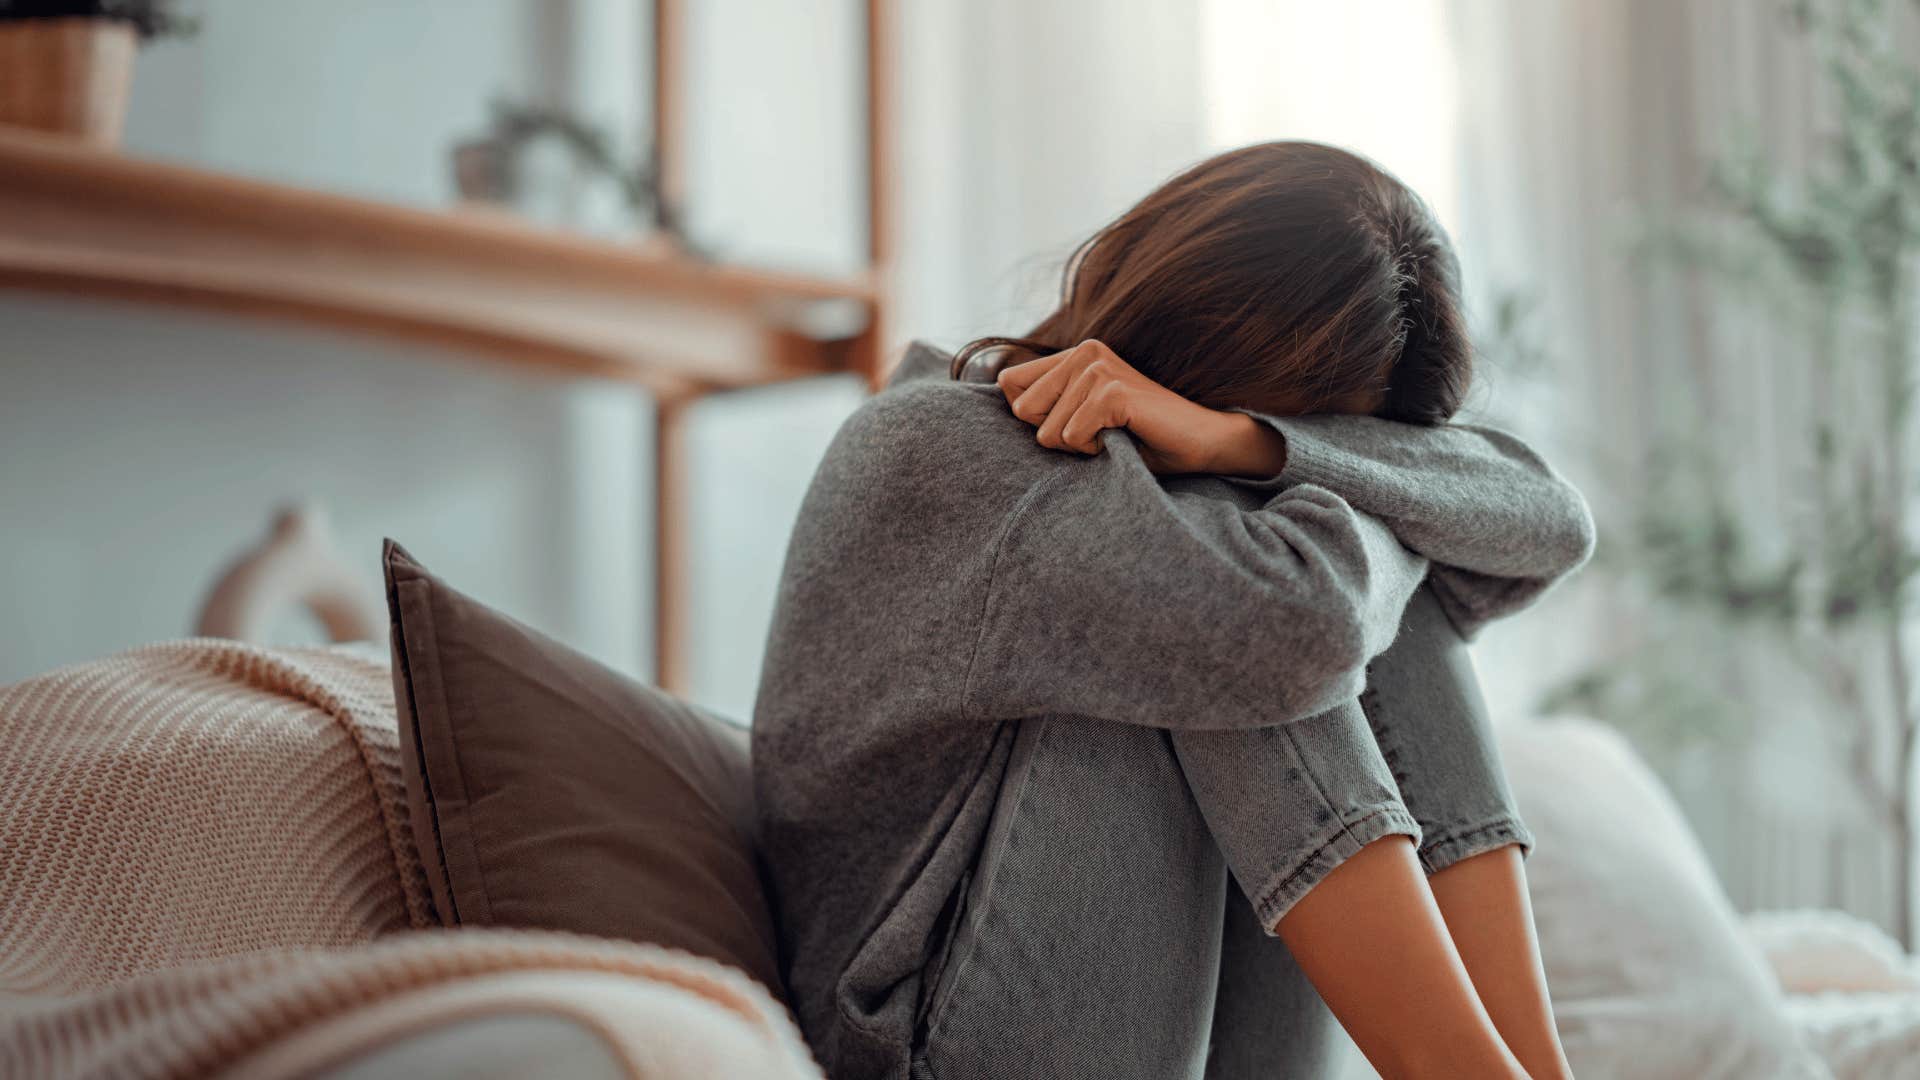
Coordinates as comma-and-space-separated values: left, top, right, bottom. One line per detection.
684, 0, 866, 274
123, 1, 546, 208
0, 287, 866, 720
0, 294, 618, 676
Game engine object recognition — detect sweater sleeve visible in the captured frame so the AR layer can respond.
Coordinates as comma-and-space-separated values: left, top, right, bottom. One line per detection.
961, 429, 1428, 731
1232, 412, 1597, 637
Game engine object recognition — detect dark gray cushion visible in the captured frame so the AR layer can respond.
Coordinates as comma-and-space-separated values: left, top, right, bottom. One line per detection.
383, 540, 782, 996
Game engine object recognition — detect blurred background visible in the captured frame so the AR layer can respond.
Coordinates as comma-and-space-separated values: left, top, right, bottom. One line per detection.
4, 0, 1920, 944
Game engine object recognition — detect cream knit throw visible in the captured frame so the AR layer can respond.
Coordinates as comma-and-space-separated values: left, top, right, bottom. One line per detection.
0, 640, 433, 995
4, 930, 821, 1080
0, 640, 821, 1079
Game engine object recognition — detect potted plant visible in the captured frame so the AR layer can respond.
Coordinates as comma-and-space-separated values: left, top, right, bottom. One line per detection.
0, 1, 193, 147
451, 99, 689, 248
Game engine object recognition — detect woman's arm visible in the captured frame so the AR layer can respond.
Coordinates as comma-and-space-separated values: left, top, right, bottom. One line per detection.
960, 336, 1440, 732
994, 339, 1294, 477
961, 440, 1428, 729
994, 340, 1596, 638
1231, 414, 1595, 635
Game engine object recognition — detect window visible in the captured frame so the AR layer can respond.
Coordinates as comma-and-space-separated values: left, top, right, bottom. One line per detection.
1200, 0, 1461, 233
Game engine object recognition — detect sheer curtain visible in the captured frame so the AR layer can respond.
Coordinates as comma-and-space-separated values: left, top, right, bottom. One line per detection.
1201, 0, 1462, 231
892, 0, 1207, 349
1449, 0, 1904, 928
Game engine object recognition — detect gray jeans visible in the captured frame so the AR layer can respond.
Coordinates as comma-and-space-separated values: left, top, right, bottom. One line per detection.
910, 585, 1532, 1079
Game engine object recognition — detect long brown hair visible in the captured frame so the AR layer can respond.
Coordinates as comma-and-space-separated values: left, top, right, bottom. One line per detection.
953, 142, 1470, 424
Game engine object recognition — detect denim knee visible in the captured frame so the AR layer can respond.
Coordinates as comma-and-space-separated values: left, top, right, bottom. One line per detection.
1174, 705, 1420, 931
1361, 585, 1534, 877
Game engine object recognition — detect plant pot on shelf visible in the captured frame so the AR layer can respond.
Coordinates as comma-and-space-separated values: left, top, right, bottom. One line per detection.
0, 17, 137, 147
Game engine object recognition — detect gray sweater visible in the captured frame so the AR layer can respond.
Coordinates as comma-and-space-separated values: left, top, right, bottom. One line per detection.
752, 342, 1595, 1078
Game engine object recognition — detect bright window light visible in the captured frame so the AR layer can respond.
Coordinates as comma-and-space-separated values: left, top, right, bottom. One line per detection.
1200, 0, 1461, 234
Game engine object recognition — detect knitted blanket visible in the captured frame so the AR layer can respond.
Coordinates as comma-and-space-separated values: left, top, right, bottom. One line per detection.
0, 641, 433, 994
0, 640, 820, 1079
4, 930, 820, 1079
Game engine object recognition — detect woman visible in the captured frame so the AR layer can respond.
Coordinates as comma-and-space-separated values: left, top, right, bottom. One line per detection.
754, 142, 1594, 1080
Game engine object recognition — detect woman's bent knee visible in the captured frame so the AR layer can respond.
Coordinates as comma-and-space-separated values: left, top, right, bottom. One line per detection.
1173, 706, 1419, 930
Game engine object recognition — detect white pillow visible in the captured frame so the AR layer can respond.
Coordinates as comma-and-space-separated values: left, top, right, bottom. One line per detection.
1745, 909, 1920, 995
1502, 718, 1830, 1079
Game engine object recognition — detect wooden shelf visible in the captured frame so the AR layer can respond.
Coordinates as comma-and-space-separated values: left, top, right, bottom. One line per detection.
0, 127, 881, 397
1, 1, 897, 696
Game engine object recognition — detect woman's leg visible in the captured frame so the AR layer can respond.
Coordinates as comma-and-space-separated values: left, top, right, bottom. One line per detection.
918, 583, 1554, 1079
1203, 869, 1341, 1079
910, 717, 1237, 1079
1174, 706, 1522, 1079
915, 715, 1389, 1079
1428, 847, 1571, 1080
1199, 804, 1525, 1080
1181, 581, 1564, 1079
1357, 584, 1573, 1080
917, 710, 1518, 1078
1275, 836, 1524, 1079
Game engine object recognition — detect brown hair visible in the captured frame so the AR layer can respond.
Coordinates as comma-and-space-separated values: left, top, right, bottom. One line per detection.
953, 142, 1470, 424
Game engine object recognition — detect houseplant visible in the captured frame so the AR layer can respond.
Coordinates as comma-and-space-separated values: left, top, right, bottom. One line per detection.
450, 99, 692, 249
0, 0, 194, 146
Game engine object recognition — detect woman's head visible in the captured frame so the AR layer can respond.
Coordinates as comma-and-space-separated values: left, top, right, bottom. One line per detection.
955, 142, 1470, 424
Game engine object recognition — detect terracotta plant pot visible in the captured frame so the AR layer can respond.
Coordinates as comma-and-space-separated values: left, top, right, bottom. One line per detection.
0, 17, 137, 147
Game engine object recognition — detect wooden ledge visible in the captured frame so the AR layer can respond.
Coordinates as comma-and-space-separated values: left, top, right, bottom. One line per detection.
0, 127, 880, 394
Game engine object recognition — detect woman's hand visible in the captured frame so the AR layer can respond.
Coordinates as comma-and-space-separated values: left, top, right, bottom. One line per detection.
996, 339, 1289, 478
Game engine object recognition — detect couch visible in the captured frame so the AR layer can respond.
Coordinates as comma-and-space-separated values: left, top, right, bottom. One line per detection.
3, 635, 1916, 1079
